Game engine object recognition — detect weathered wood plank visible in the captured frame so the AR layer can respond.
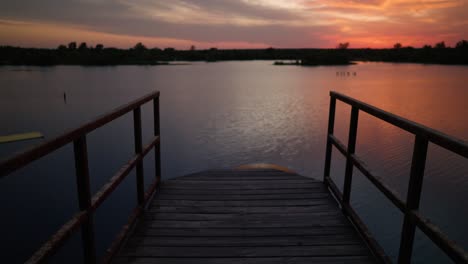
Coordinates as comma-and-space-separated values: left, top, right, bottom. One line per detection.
113, 169, 376, 264
134, 226, 359, 237
159, 182, 323, 190
178, 169, 298, 176
155, 192, 329, 200
139, 218, 349, 228
177, 175, 306, 179
119, 245, 370, 257
187, 171, 301, 176
113, 256, 376, 264
164, 177, 320, 183
142, 213, 349, 224
173, 176, 310, 181
149, 205, 340, 214
155, 187, 326, 195
152, 199, 336, 207
146, 211, 344, 221
127, 235, 362, 247
169, 179, 318, 185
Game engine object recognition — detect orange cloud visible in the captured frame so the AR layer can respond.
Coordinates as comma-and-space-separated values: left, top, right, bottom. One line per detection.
301, 0, 467, 47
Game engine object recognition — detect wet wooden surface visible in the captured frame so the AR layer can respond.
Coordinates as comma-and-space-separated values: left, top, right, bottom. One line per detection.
113, 169, 377, 264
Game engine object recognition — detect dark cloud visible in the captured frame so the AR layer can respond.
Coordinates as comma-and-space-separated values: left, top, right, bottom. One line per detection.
0, 0, 300, 27
0, 0, 130, 26
160, 0, 300, 21
0, 0, 310, 46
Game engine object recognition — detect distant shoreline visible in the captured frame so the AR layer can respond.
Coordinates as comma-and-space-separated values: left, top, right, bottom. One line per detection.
1, 46, 467, 66
274, 61, 356, 66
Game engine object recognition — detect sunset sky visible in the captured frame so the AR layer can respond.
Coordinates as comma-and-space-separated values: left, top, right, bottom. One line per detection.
0, 0, 467, 49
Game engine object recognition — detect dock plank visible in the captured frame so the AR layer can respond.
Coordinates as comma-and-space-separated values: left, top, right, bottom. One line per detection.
148, 205, 340, 214
125, 234, 362, 247
145, 211, 344, 221
133, 226, 359, 237
113, 256, 376, 264
119, 245, 371, 257
113, 169, 377, 263
155, 193, 330, 200
155, 188, 326, 195
152, 199, 336, 207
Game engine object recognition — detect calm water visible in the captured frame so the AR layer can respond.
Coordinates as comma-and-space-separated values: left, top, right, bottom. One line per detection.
0, 61, 467, 263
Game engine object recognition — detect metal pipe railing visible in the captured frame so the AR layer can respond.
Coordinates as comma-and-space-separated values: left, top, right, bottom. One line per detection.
324, 91, 468, 263
0, 91, 161, 264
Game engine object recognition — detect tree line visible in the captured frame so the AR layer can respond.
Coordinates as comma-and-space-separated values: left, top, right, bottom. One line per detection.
0, 40, 467, 66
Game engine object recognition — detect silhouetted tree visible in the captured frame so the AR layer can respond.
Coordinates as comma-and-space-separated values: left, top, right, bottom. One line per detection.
68, 42, 77, 50
393, 43, 402, 49
456, 40, 468, 49
336, 42, 349, 49
205, 47, 219, 62
190, 45, 196, 51
423, 44, 432, 49
435, 41, 446, 49
57, 44, 67, 51
78, 42, 88, 51
164, 47, 175, 52
265, 47, 275, 56
95, 44, 104, 51
134, 42, 147, 51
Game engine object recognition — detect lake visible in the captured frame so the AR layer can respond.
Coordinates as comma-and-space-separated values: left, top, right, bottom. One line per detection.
0, 61, 467, 263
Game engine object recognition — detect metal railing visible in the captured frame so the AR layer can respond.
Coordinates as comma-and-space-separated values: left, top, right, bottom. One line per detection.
324, 91, 468, 263
0, 91, 161, 263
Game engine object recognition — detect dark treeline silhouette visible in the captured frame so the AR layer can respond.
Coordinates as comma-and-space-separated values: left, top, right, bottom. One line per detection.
1, 40, 468, 66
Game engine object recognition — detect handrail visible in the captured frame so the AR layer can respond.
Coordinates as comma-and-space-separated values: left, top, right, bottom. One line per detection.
324, 91, 468, 263
0, 91, 161, 263
0, 91, 159, 178
330, 92, 468, 159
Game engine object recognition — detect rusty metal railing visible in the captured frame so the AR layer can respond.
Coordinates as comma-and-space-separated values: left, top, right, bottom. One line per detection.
0, 91, 161, 263
324, 91, 468, 263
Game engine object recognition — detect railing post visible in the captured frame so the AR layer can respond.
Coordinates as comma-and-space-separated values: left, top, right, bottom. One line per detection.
73, 136, 96, 264
133, 107, 145, 206
398, 135, 429, 263
324, 95, 336, 184
153, 97, 161, 183
342, 106, 359, 207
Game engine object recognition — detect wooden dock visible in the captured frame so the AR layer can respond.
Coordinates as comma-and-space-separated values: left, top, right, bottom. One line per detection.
2, 91, 467, 264
113, 168, 377, 264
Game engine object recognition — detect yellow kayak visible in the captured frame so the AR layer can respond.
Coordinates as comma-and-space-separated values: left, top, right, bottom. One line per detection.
0, 132, 44, 144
